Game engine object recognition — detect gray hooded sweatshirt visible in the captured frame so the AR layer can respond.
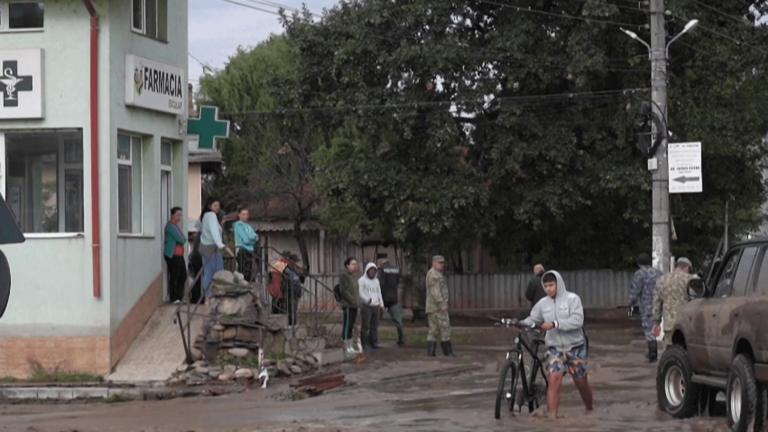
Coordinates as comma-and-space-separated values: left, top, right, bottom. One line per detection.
521, 270, 586, 351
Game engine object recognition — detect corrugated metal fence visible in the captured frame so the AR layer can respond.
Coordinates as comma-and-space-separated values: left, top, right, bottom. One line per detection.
231, 266, 635, 312
408, 270, 636, 311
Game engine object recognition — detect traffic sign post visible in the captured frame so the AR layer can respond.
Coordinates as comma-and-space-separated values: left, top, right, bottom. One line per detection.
668, 142, 702, 194
187, 106, 230, 150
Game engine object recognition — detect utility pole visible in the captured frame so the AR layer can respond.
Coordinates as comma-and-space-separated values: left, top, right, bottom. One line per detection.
650, 0, 670, 273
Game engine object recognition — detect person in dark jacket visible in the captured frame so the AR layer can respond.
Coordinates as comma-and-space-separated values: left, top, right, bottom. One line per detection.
377, 253, 405, 347
525, 264, 546, 308
163, 207, 187, 303
339, 257, 361, 359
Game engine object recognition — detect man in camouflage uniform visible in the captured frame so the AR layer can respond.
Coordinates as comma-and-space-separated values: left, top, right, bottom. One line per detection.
629, 253, 663, 362
426, 255, 454, 357
653, 257, 697, 346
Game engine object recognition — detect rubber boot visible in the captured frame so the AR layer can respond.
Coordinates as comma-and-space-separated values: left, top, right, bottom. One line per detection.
343, 340, 355, 361
354, 336, 364, 355
427, 341, 436, 357
647, 341, 658, 363
396, 328, 405, 347
441, 341, 456, 357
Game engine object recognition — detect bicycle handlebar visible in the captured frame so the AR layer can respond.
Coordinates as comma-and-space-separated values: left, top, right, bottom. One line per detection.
495, 318, 541, 330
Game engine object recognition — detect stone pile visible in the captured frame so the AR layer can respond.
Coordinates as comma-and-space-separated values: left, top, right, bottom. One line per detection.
170, 360, 258, 386
194, 270, 265, 363
261, 352, 320, 378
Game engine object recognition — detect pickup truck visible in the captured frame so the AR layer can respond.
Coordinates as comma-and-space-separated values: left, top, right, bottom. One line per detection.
656, 239, 768, 432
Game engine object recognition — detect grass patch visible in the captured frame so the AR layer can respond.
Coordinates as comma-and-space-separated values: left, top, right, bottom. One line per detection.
267, 351, 290, 361
217, 354, 260, 369
103, 393, 132, 404
0, 360, 104, 384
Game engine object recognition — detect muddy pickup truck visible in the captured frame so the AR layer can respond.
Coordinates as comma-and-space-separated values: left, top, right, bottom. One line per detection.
656, 239, 768, 432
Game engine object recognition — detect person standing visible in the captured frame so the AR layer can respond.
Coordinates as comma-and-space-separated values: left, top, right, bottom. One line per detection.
163, 207, 187, 304
653, 257, 697, 347
233, 206, 259, 282
199, 197, 233, 300
629, 253, 663, 362
339, 257, 361, 359
426, 255, 454, 357
358, 263, 384, 350
519, 271, 593, 419
268, 251, 304, 326
525, 264, 546, 309
377, 253, 405, 347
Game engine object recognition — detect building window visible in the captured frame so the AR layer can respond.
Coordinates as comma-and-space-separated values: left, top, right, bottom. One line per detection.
131, 0, 167, 41
160, 139, 172, 225
0, 2, 44, 30
3, 130, 83, 233
118, 134, 143, 234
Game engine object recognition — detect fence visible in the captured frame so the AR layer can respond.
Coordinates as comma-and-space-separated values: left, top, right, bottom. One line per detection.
406, 270, 636, 311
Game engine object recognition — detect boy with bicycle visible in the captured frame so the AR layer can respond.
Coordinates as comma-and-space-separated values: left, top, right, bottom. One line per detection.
519, 270, 593, 419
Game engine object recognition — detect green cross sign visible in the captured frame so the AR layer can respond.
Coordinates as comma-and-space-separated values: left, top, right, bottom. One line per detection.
187, 106, 230, 149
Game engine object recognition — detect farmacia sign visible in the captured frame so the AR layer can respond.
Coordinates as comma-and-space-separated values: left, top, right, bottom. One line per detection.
125, 54, 185, 115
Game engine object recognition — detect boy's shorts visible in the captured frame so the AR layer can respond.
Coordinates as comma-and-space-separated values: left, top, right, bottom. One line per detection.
545, 344, 588, 378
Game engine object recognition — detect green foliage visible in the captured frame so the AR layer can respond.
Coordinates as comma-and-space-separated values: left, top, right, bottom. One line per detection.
281, 0, 768, 269
103, 393, 132, 404
267, 351, 290, 361
218, 354, 260, 369
25, 359, 104, 383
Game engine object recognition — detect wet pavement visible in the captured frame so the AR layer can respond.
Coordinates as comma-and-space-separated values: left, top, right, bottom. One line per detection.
0, 319, 730, 432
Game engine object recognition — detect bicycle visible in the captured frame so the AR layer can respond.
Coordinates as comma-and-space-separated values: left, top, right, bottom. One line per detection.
494, 318, 549, 419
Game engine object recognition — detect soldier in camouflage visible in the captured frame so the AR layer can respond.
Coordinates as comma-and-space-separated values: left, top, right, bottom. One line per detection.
652, 257, 697, 346
426, 255, 454, 357
629, 253, 663, 362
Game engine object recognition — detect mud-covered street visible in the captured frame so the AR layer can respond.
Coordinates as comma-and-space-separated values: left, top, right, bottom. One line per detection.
0, 319, 728, 432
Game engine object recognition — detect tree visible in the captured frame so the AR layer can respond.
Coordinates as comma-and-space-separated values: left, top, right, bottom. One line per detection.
197, 34, 326, 270
283, 0, 768, 270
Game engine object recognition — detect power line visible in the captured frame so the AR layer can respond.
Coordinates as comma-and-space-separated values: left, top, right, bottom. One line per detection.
221, 0, 280, 15
475, 0, 644, 27
689, 0, 750, 25
242, 0, 322, 18
220, 88, 651, 116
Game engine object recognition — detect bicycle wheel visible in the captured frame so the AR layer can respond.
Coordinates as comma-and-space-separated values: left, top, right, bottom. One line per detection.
495, 358, 518, 419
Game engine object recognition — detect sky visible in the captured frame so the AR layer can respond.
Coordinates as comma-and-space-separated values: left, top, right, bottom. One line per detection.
188, 0, 337, 85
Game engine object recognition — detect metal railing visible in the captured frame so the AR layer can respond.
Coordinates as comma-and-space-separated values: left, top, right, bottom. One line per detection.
174, 245, 342, 364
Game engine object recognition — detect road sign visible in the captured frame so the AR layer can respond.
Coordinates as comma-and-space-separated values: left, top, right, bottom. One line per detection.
668, 142, 702, 194
187, 106, 230, 150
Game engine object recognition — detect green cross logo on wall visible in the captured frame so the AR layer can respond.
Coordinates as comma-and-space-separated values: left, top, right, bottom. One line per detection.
187, 106, 230, 149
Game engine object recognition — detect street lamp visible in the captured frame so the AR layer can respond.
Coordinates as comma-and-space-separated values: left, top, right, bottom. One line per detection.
621, 17, 698, 272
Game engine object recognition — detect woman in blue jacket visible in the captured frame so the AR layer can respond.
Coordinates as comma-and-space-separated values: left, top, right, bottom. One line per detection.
163, 207, 187, 303
233, 205, 259, 282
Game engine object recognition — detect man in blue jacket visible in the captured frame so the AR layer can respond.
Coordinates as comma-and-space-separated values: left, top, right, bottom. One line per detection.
520, 270, 593, 419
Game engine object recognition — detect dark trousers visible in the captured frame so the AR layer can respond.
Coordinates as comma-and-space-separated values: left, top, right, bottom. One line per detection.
342, 307, 358, 340
164, 255, 187, 302
360, 304, 380, 347
236, 249, 255, 282
272, 296, 298, 326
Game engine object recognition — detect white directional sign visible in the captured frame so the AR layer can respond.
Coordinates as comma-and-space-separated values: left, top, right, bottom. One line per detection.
668, 142, 702, 194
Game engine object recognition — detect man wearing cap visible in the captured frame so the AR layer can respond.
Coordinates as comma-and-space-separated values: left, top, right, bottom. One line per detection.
652, 257, 698, 346
426, 255, 454, 357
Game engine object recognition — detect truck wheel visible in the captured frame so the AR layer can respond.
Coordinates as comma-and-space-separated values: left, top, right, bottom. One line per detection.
726, 354, 758, 432
756, 383, 767, 432
657, 345, 700, 418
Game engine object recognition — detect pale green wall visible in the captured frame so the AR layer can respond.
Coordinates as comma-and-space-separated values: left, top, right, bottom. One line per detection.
0, 1, 112, 337
0, 0, 189, 337
107, 0, 189, 330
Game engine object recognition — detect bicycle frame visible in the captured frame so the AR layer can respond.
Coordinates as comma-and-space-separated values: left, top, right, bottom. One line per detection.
507, 329, 549, 410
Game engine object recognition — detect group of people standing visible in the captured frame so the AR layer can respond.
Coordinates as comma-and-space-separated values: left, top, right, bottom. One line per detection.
337, 254, 406, 359
629, 253, 697, 362
162, 198, 261, 305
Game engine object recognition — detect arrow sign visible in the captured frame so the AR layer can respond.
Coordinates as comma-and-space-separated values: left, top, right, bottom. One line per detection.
673, 176, 700, 183
668, 142, 702, 194
187, 106, 230, 150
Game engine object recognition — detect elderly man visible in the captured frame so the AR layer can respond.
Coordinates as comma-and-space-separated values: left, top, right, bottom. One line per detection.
652, 257, 698, 347
426, 255, 454, 357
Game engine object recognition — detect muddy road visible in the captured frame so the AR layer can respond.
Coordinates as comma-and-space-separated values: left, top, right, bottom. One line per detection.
0, 319, 728, 432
